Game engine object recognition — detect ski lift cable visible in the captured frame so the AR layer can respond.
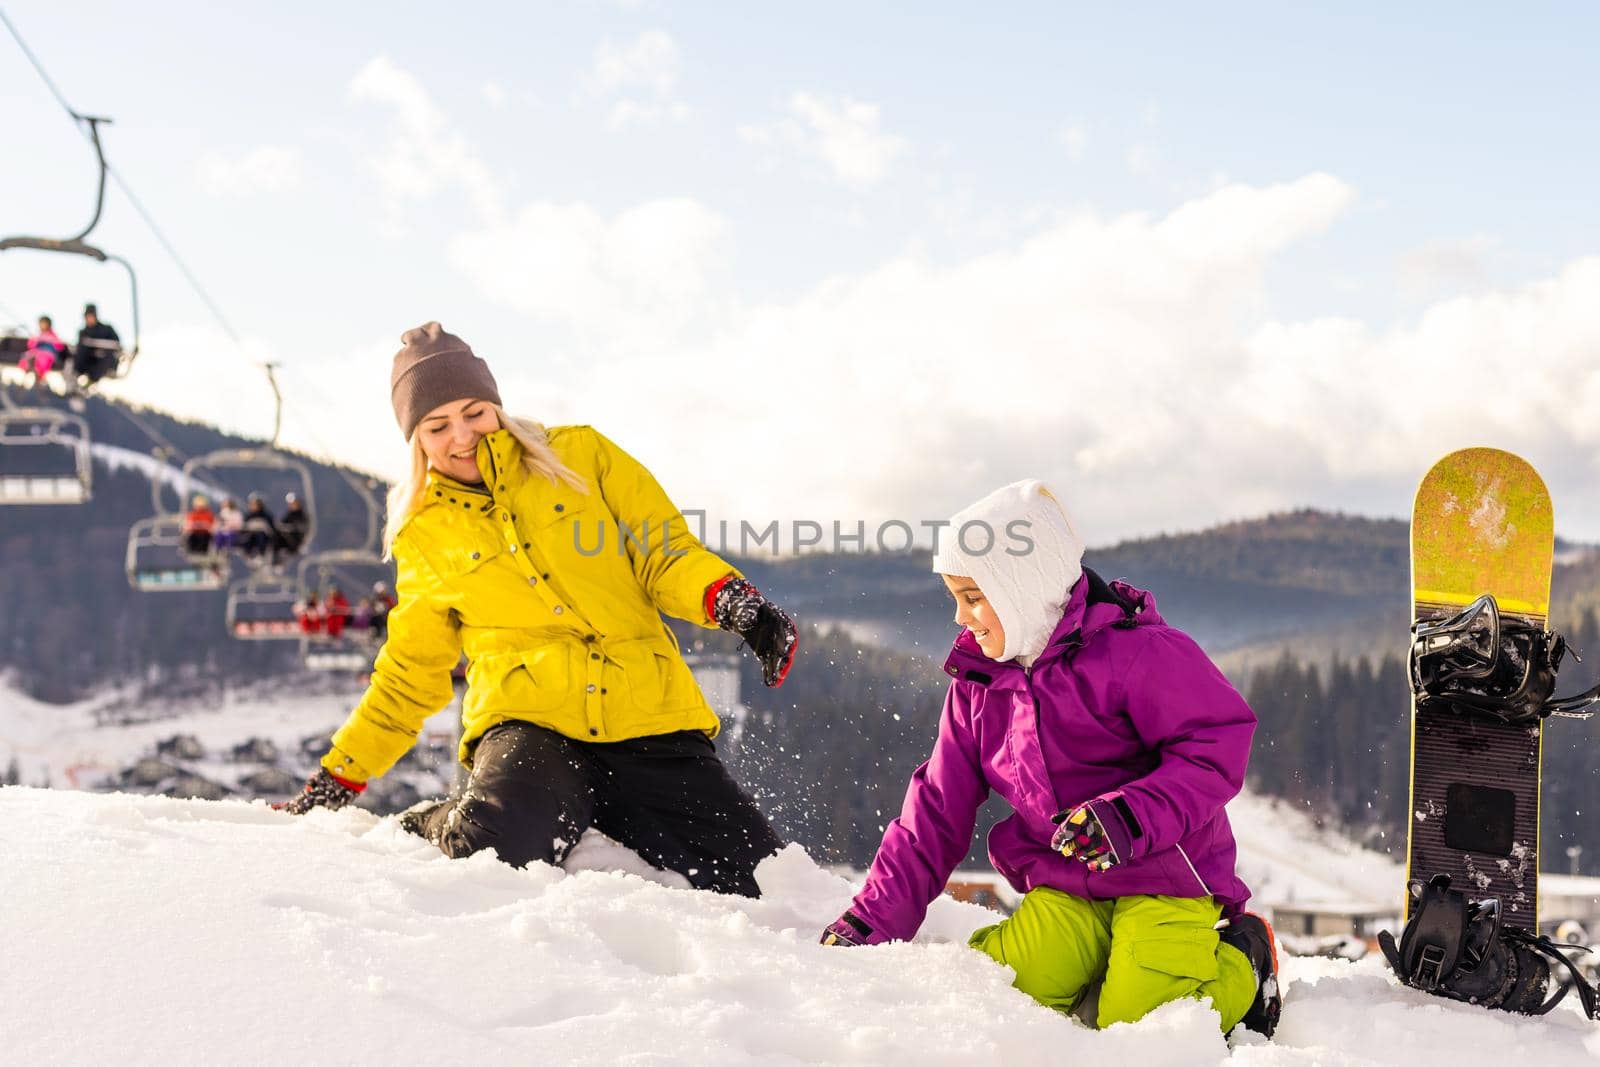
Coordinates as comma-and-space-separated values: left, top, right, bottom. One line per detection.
0, 7, 77, 120
6, 10, 384, 527
272, 366, 388, 553
1, 7, 244, 347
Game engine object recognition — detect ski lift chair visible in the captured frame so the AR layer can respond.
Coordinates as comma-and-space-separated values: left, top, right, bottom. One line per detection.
182, 448, 317, 559
301, 638, 378, 673
0, 399, 91, 504
125, 515, 227, 590
296, 550, 393, 672
0, 116, 142, 388
224, 573, 302, 640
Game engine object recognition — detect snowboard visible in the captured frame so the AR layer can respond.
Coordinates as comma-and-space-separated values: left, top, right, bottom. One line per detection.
1405, 447, 1553, 931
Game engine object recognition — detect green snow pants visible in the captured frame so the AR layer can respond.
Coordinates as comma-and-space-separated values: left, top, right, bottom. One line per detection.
969, 888, 1256, 1031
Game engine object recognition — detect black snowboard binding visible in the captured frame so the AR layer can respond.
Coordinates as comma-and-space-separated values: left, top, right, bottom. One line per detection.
1379, 874, 1598, 1019
1410, 594, 1600, 723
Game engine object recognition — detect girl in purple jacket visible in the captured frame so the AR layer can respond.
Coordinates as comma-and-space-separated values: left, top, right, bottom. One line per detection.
822, 480, 1281, 1037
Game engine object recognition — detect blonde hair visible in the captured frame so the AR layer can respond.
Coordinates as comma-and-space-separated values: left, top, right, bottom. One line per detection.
381, 403, 588, 558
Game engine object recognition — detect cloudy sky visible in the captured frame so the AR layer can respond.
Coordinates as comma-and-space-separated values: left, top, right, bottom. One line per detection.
4, 2, 1600, 547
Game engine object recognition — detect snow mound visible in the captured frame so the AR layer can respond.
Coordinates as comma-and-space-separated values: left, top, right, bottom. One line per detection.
5, 788, 1599, 1065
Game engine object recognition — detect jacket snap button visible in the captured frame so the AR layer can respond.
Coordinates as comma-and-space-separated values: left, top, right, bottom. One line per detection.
555, 504, 564, 512
527, 576, 538, 585
553, 606, 564, 614
584, 634, 595, 642
590, 653, 600, 660
470, 551, 480, 560
589, 728, 598, 736
586, 684, 596, 693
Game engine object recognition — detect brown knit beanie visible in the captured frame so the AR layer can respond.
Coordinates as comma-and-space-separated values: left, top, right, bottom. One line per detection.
390, 322, 502, 440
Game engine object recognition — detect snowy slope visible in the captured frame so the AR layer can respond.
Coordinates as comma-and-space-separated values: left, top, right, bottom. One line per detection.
5, 787, 1600, 1066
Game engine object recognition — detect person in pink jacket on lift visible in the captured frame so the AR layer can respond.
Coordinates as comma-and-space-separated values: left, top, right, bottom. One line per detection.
821, 479, 1282, 1038
19, 315, 66, 386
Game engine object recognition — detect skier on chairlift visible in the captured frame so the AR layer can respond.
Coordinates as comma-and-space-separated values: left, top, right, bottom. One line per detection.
240, 493, 278, 564
275, 492, 310, 562
215, 496, 243, 552
181, 495, 216, 556
74, 304, 121, 386
324, 585, 351, 639
369, 580, 396, 640
19, 315, 65, 388
294, 589, 323, 635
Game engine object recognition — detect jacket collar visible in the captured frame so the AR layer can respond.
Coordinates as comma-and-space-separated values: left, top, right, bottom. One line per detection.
941, 568, 1157, 686
423, 429, 525, 507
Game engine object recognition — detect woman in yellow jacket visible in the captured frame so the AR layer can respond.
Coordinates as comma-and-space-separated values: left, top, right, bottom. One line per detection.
282, 322, 798, 896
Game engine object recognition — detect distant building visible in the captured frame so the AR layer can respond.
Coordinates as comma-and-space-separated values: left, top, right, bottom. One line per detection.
945, 871, 1021, 915
1539, 874, 1600, 934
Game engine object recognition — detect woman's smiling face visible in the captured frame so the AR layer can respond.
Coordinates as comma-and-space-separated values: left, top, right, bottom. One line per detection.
416, 398, 500, 484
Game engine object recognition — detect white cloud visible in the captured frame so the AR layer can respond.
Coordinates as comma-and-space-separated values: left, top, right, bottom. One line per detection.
448, 197, 727, 340
584, 30, 690, 128
538, 174, 1361, 537
1126, 143, 1157, 177
347, 55, 504, 230
1059, 123, 1088, 161
590, 30, 679, 97
741, 93, 907, 189
482, 82, 509, 109
607, 99, 691, 130
1397, 236, 1496, 301
195, 147, 304, 197
93, 325, 405, 485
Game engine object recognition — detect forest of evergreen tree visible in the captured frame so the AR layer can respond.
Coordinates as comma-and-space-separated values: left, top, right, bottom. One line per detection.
719, 610, 1600, 876
4, 388, 1599, 876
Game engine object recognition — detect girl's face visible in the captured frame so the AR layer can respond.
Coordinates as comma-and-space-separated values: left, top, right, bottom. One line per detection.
941, 574, 1006, 660
417, 397, 500, 484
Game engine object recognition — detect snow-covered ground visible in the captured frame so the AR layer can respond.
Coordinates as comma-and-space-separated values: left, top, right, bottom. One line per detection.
5, 786, 1600, 1066
5, 677, 1600, 1062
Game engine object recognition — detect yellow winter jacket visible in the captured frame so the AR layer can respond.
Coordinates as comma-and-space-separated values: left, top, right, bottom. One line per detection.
321, 425, 739, 783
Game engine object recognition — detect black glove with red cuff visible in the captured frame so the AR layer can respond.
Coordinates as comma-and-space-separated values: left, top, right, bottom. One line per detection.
708, 576, 798, 687
277, 768, 366, 814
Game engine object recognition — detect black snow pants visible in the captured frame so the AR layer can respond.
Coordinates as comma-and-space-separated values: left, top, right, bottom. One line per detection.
409, 721, 782, 897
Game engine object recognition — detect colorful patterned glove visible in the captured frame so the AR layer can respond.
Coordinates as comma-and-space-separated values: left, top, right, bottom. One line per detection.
276, 768, 366, 814
708, 576, 799, 687
820, 911, 874, 947
1051, 804, 1119, 871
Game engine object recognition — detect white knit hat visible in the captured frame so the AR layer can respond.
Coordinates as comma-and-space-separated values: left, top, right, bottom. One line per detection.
930, 479, 1086, 663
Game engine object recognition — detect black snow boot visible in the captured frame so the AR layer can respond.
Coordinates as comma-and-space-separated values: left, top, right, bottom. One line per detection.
1380, 874, 1598, 1019
398, 798, 452, 842
1221, 912, 1282, 1038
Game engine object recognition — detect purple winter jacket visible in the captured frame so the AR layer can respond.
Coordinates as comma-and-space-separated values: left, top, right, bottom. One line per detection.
848, 570, 1256, 943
